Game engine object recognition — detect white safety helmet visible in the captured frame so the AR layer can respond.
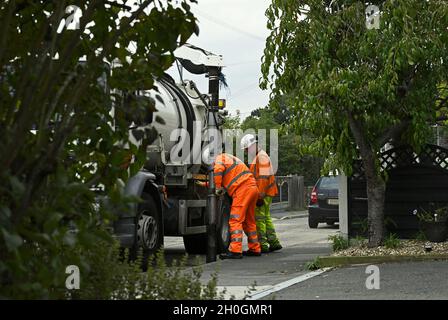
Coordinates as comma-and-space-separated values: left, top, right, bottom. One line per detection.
240, 134, 257, 150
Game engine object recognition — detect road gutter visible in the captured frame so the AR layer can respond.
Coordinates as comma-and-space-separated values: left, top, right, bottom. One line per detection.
318, 254, 448, 267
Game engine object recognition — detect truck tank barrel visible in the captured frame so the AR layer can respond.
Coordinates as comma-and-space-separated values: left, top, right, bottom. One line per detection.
135, 76, 205, 169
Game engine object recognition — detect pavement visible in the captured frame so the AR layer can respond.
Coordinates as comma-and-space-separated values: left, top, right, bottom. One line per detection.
164, 209, 339, 299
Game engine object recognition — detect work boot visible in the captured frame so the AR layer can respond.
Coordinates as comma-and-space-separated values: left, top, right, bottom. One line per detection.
219, 252, 243, 260
242, 250, 261, 257
269, 244, 283, 252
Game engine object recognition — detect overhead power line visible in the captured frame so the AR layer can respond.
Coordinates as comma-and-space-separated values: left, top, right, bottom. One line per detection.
227, 81, 261, 100
226, 60, 260, 67
194, 8, 266, 42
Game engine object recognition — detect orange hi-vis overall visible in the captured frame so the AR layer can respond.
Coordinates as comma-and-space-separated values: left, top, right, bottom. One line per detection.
213, 153, 261, 254
249, 149, 278, 199
250, 149, 281, 250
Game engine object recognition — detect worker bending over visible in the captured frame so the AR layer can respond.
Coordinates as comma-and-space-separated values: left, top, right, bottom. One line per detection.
200, 148, 261, 259
241, 134, 282, 253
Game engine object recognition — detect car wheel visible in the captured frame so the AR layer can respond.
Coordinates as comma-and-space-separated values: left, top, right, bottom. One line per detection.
308, 217, 319, 228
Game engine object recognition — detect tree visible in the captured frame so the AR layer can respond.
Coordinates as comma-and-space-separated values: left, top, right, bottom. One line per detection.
222, 110, 242, 130
0, 0, 197, 298
261, 0, 448, 246
240, 106, 323, 183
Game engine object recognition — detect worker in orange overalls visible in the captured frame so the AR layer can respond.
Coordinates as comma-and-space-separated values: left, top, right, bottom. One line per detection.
241, 134, 282, 253
200, 148, 261, 259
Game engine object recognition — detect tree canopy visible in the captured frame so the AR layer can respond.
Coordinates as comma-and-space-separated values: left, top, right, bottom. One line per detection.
262, 0, 448, 245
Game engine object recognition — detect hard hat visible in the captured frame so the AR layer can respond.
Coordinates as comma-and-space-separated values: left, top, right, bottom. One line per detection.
202, 146, 217, 165
240, 134, 257, 150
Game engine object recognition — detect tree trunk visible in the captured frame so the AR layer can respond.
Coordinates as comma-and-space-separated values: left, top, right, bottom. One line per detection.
365, 169, 386, 247
347, 112, 386, 247
361, 150, 387, 247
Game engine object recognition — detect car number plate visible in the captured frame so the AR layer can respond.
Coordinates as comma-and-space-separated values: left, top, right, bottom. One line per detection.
327, 198, 338, 205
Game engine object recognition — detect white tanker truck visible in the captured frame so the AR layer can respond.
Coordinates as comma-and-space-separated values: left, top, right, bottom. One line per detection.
113, 44, 231, 262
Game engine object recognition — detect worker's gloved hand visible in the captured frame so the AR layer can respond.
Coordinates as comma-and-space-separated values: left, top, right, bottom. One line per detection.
256, 199, 264, 207
215, 188, 225, 196
195, 181, 206, 187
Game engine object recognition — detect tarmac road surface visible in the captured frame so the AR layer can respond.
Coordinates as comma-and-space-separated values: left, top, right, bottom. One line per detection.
164, 209, 339, 299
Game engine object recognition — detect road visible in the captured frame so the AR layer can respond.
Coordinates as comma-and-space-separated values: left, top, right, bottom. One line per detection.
163, 209, 339, 299
163, 210, 448, 300
163, 209, 338, 260
263, 260, 448, 300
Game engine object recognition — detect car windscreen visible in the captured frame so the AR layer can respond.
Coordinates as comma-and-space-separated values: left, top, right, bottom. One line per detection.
318, 176, 338, 190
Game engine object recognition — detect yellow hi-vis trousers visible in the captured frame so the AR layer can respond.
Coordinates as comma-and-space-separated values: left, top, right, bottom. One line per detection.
255, 196, 281, 251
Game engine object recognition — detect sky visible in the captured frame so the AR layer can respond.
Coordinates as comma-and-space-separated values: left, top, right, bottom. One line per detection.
167, 0, 272, 119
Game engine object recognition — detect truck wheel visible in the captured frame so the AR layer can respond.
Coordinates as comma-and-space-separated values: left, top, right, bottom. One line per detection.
216, 195, 231, 254
131, 192, 163, 270
183, 195, 232, 255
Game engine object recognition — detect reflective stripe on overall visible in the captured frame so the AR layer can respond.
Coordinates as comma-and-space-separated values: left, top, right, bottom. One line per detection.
250, 149, 281, 249
250, 149, 278, 198
213, 153, 261, 253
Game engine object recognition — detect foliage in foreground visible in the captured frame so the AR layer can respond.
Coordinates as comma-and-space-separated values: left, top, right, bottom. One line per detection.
70, 243, 225, 300
2, 237, 225, 300
0, 1, 198, 299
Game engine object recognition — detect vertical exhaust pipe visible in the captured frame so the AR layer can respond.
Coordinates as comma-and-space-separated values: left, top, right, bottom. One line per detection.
206, 67, 220, 263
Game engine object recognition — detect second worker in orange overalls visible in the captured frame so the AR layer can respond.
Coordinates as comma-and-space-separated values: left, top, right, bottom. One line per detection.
200, 148, 261, 259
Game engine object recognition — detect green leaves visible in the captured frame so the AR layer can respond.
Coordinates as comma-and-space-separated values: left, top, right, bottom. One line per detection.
1, 228, 23, 252
0, 1, 198, 299
8, 176, 25, 200
0, 206, 11, 222
262, 0, 448, 172
262, 0, 448, 246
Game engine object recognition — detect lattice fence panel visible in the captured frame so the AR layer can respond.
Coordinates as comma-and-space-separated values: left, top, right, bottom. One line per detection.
352, 144, 448, 180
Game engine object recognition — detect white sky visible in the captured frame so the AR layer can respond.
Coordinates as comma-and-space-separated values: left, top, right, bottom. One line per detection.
167, 0, 272, 119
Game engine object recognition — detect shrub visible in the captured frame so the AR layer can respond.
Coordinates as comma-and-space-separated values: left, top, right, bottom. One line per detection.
0, 1, 198, 300
350, 235, 367, 247
1, 234, 225, 300
414, 204, 448, 223
305, 257, 322, 271
384, 233, 401, 249
66, 242, 225, 300
415, 230, 427, 242
328, 234, 349, 252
